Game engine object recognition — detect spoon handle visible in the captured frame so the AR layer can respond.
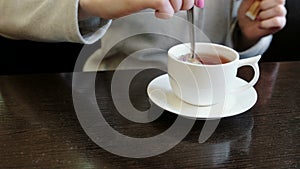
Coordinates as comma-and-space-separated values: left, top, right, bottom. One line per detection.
187, 7, 195, 58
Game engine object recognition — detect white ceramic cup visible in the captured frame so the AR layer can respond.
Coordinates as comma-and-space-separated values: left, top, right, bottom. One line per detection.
167, 42, 261, 106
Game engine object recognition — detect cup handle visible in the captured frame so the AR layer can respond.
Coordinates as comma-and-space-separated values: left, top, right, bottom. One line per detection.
230, 55, 261, 93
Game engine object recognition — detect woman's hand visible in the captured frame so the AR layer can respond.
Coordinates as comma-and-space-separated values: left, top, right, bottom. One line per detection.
237, 0, 287, 50
79, 0, 197, 20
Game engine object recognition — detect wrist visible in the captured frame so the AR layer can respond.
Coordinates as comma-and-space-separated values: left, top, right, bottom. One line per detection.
78, 0, 93, 20
234, 25, 259, 51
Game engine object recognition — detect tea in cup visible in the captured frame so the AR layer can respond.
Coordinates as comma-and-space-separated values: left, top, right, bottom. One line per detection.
167, 42, 261, 106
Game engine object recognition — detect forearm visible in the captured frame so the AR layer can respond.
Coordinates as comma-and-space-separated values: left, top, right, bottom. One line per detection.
226, 0, 272, 58
233, 23, 273, 58
227, 19, 272, 59
0, 0, 110, 44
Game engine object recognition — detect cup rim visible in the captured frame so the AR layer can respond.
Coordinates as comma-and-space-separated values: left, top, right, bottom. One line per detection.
168, 42, 239, 67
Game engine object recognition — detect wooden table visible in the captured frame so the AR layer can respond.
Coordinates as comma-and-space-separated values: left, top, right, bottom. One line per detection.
0, 61, 299, 168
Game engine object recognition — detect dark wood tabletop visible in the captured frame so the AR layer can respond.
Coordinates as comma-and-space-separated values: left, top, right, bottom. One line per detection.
0, 61, 299, 169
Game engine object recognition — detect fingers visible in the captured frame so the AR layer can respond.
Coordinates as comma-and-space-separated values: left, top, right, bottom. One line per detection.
258, 3, 287, 20
257, 0, 287, 29
260, 0, 286, 10
259, 16, 286, 29
153, 0, 194, 19
154, 0, 175, 19
181, 0, 194, 10
170, 0, 183, 12
79, 0, 198, 19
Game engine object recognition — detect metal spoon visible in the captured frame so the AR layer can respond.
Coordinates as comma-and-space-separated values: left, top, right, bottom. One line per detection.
187, 7, 195, 59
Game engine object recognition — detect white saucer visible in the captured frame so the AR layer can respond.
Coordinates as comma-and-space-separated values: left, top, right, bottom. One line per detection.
147, 74, 257, 119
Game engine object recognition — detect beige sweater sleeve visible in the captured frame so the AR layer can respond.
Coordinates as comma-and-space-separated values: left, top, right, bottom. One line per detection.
0, 0, 111, 44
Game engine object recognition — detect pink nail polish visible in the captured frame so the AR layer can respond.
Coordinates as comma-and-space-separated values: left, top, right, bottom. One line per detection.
195, 0, 204, 8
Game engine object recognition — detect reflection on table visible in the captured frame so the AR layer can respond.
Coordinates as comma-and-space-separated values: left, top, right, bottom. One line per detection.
0, 61, 299, 168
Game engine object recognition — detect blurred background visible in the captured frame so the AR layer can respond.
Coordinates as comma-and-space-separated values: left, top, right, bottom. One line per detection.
0, 1, 299, 75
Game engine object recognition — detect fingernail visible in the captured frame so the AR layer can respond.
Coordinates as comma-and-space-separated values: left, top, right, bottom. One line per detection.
195, 0, 204, 8
256, 17, 261, 21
